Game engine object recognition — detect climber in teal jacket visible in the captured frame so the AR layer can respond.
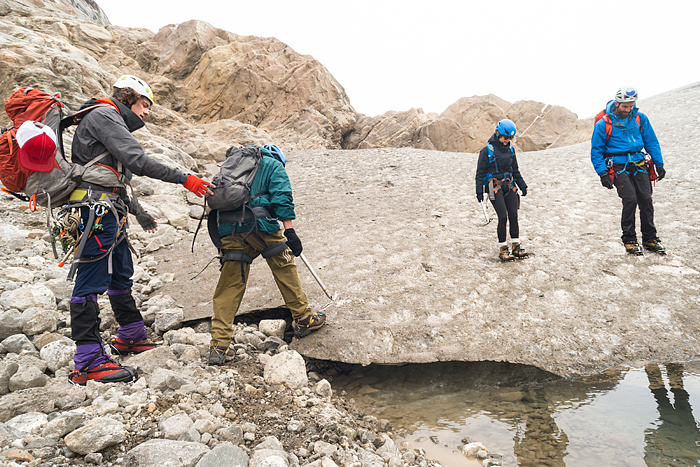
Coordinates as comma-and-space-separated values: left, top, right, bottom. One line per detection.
218, 155, 295, 237
209, 144, 326, 366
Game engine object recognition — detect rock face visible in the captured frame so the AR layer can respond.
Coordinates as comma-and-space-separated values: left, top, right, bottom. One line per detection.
342, 95, 593, 153
1, 0, 588, 158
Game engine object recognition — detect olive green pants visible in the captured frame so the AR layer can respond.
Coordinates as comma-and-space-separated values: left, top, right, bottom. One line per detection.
210, 229, 311, 347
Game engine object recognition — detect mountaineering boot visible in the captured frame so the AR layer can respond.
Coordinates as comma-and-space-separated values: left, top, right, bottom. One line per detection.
68, 362, 138, 385
68, 344, 138, 385
624, 242, 644, 256
208, 343, 235, 365
499, 245, 515, 262
511, 242, 529, 259
642, 238, 666, 255
109, 336, 157, 355
293, 311, 327, 338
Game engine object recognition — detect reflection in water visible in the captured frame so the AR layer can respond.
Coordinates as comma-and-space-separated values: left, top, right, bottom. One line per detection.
644, 363, 700, 467
325, 361, 700, 466
514, 386, 568, 466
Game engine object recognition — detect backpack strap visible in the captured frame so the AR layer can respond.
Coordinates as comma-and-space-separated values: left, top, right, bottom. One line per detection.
603, 113, 643, 143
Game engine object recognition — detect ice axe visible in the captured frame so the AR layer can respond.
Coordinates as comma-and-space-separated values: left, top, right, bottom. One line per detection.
299, 253, 336, 311
480, 200, 491, 226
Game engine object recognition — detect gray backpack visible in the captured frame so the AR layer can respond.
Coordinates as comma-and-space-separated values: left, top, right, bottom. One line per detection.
206, 146, 263, 211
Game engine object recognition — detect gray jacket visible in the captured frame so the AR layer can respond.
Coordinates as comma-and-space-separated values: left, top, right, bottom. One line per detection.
71, 98, 180, 192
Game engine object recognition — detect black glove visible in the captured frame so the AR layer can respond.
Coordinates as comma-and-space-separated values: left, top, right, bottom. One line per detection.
656, 166, 666, 181
600, 173, 614, 189
476, 193, 484, 203
520, 187, 528, 196
136, 211, 157, 232
284, 228, 303, 256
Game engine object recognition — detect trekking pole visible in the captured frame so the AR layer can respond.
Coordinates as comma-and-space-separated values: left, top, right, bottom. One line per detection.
480, 200, 491, 225
299, 253, 334, 301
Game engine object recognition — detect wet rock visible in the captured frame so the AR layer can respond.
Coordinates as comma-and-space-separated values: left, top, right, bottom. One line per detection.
264, 350, 308, 389
122, 439, 209, 467
462, 441, 488, 457
64, 417, 127, 455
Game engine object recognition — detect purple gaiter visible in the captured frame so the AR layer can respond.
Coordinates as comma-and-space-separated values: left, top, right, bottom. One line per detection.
74, 342, 110, 370
117, 321, 147, 343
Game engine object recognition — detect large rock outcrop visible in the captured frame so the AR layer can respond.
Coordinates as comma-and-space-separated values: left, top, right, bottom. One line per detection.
3, 0, 595, 156
342, 94, 593, 153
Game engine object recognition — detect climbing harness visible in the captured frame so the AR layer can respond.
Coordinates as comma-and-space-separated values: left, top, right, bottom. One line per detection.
483, 143, 517, 201
48, 188, 135, 281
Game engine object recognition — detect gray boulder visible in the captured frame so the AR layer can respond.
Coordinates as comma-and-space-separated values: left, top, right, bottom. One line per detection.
22, 308, 59, 336
263, 350, 308, 389
250, 437, 289, 467
8, 365, 48, 391
64, 417, 127, 455
122, 439, 209, 467
1, 334, 36, 353
42, 410, 86, 438
0, 310, 24, 340
0, 360, 19, 395
39, 339, 76, 373
0, 284, 56, 312
159, 413, 194, 440
195, 443, 248, 467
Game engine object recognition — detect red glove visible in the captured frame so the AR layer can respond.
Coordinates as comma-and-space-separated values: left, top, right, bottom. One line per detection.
182, 174, 211, 197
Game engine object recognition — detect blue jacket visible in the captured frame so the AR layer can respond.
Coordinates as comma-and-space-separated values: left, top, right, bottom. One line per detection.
590, 100, 663, 176
218, 156, 296, 237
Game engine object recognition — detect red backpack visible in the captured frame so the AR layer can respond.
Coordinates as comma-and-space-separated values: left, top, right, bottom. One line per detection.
0, 87, 65, 192
1, 87, 119, 208
594, 107, 642, 143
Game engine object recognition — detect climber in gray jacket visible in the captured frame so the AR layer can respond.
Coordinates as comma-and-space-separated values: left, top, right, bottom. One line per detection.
67, 75, 213, 385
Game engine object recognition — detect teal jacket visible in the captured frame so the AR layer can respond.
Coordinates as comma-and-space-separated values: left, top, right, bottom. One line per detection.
218, 156, 296, 237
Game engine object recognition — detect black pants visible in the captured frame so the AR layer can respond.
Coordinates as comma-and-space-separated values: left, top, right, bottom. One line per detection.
613, 167, 656, 244
490, 189, 519, 243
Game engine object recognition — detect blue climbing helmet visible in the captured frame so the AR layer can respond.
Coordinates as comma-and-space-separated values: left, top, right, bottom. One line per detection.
495, 119, 517, 138
263, 144, 286, 166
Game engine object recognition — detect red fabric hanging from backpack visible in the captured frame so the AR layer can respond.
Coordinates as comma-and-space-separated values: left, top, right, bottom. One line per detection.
0, 87, 64, 192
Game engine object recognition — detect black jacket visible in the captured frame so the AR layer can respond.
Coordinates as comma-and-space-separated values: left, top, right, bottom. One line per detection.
475, 134, 527, 195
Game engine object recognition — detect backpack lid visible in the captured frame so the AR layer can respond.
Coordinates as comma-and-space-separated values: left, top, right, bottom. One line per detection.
16, 121, 58, 173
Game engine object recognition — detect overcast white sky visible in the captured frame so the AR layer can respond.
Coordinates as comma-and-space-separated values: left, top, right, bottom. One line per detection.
97, 0, 698, 119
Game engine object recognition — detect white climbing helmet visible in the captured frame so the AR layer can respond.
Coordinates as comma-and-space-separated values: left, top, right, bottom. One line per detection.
113, 75, 154, 104
615, 86, 638, 103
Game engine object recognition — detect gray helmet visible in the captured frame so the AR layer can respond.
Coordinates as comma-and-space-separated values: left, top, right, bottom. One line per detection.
615, 86, 638, 103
